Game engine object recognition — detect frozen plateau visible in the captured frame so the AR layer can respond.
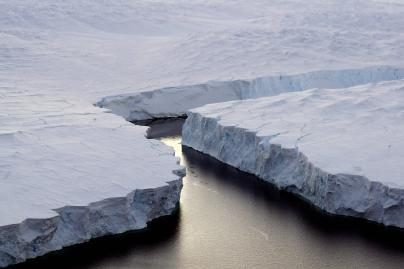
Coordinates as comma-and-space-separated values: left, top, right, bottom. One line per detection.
1, 0, 404, 267
0, 92, 184, 267
183, 80, 404, 228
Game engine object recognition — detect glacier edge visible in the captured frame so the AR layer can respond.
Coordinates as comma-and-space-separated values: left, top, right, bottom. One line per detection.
0, 179, 183, 268
97, 66, 404, 121
182, 85, 404, 228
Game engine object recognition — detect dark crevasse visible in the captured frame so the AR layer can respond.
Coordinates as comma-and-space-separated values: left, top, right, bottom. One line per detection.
11, 118, 404, 269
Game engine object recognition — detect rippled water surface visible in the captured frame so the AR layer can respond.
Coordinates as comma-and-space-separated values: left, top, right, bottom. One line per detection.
13, 119, 404, 269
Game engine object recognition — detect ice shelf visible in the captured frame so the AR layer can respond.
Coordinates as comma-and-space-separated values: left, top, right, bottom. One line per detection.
98, 66, 404, 121
0, 92, 183, 267
2, 0, 404, 266
183, 80, 404, 228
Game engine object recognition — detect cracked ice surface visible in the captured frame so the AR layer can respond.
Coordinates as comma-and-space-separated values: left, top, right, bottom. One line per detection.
1, 0, 404, 266
0, 89, 183, 267
183, 80, 404, 228
98, 66, 404, 121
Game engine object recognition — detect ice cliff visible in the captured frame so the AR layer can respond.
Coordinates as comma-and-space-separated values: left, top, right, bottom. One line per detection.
2, 0, 404, 266
0, 93, 183, 268
97, 66, 404, 121
183, 80, 404, 228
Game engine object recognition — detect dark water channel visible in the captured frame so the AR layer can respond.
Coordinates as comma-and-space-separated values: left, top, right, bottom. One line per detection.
13, 119, 404, 269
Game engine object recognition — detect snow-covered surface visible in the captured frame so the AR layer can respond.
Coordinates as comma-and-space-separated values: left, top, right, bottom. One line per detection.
1, 0, 404, 104
87, 0, 404, 120
183, 80, 404, 227
0, 92, 183, 227
2, 0, 404, 266
0, 88, 183, 267
98, 66, 404, 121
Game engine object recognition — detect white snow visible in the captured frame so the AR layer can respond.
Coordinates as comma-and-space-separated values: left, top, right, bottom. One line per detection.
0, 91, 183, 227
0, 88, 183, 267
182, 80, 404, 228
2, 0, 404, 266
98, 66, 404, 121
1, 0, 404, 103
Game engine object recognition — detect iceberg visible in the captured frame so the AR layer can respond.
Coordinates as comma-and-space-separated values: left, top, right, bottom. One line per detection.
183, 80, 404, 228
0, 93, 183, 268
